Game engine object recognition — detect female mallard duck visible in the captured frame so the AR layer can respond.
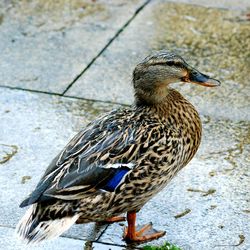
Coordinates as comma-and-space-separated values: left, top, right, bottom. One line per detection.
16, 51, 220, 243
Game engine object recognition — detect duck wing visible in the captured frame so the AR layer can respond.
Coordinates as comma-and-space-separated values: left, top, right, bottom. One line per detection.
20, 110, 164, 207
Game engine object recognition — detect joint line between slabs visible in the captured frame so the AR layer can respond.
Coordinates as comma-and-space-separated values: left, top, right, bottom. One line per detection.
0, 85, 129, 107
95, 224, 110, 242
61, 0, 152, 95
0, 84, 61, 96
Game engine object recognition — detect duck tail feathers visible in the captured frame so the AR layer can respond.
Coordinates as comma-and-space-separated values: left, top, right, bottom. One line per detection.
15, 204, 79, 244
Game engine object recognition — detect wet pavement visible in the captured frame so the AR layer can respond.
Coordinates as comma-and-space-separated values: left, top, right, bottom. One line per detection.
0, 0, 249, 250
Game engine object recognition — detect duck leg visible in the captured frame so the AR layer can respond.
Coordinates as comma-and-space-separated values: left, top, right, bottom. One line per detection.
77, 216, 126, 224
105, 216, 126, 223
123, 211, 166, 242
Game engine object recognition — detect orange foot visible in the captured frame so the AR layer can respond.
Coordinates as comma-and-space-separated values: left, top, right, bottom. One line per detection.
123, 212, 166, 242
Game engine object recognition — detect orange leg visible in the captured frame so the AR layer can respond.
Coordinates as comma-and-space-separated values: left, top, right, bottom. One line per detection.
104, 216, 126, 223
77, 216, 126, 224
123, 211, 166, 242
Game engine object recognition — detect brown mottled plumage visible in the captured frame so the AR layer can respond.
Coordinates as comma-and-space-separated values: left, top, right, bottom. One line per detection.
16, 51, 220, 243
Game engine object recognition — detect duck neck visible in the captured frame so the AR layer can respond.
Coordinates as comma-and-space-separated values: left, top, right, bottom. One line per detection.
134, 84, 169, 106
134, 87, 195, 120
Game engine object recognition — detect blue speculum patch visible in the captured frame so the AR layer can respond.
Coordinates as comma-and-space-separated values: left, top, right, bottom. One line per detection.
103, 168, 129, 192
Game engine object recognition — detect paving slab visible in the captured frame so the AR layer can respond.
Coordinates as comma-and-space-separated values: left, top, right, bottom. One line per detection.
0, 88, 120, 240
99, 117, 250, 250
0, 227, 128, 250
0, 227, 84, 250
0, 0, 148, 93
66, 0, 250, 121
164, 0, 250, 11
84, 241, 130, 250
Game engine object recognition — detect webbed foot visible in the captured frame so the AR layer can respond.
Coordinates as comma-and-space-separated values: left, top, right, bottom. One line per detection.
123, 212, 166, 242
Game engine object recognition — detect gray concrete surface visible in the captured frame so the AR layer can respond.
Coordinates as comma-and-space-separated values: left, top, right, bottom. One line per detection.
0, 227, 127, 250
0, 227, 85, 250
0, 0, 147, 93
0, 0, 249, 249
165, 0, 250, 11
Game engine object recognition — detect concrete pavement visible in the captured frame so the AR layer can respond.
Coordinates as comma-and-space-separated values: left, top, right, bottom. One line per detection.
0, 0, 249, 249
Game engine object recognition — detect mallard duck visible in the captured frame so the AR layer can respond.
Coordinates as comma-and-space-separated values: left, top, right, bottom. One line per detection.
16, 51, 220, 243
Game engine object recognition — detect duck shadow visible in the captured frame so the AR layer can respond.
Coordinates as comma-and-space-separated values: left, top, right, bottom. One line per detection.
82, 222, 143, 249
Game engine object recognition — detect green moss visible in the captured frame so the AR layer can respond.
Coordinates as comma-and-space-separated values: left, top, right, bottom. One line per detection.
143, 242, 182, 250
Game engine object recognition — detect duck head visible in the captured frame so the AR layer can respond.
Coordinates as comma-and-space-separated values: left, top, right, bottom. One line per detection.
133, 51, 220, 105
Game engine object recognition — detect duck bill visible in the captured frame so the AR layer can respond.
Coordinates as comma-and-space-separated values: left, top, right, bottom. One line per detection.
184, 70, 221, 87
